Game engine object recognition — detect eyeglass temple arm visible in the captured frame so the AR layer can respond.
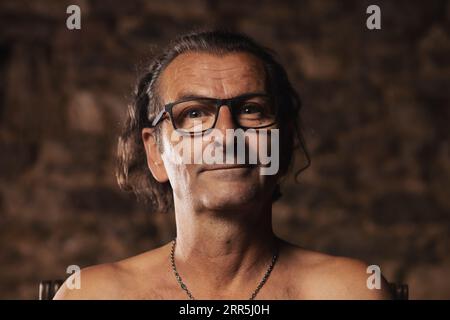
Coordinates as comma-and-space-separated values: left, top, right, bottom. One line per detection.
151, 109, 167, 127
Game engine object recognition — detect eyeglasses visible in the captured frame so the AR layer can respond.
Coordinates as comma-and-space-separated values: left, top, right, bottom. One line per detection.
149, 92, 277, 134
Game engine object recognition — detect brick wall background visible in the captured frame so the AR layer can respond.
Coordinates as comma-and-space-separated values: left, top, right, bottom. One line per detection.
0, 0, 449, 299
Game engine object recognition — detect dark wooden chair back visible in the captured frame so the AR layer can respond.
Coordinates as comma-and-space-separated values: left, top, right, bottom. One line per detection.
39, 280, 64, 300
389, 282, 409, 300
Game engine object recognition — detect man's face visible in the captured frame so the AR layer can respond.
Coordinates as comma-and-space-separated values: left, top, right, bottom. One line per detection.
156, 52, 278, 212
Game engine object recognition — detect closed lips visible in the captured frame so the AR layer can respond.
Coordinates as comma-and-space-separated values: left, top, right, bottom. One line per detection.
201, 164, 254, 171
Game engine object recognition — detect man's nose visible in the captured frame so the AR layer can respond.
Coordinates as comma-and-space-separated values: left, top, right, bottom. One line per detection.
212, 104, 248, 163
214, 105, 237, 132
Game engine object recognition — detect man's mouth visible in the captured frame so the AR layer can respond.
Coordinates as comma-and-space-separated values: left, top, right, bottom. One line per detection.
200, 164, 255, 172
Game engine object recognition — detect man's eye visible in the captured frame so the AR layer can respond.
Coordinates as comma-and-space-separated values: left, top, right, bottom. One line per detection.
182, 107, 209, 119
240, 104, 263, 115
187, 109, 203, 118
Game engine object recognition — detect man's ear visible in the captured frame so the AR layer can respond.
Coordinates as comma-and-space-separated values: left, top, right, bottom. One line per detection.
142, 128, 169, 183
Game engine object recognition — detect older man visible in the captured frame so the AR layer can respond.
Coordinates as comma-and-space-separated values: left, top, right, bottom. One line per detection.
55, 30, 392, 300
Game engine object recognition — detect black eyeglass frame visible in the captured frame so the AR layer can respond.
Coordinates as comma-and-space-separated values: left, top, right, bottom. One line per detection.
147, 92, 278, 134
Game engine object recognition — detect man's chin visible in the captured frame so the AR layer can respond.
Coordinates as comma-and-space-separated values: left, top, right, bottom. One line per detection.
199, 183, 261, 211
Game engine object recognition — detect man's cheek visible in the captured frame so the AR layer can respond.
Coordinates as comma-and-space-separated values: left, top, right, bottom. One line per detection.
162, 129, 189, 165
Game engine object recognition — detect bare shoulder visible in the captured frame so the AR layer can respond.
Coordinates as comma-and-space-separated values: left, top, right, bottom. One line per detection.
53, 243, 171, 300
53, 262, 123, 300
278, 240, 392, 300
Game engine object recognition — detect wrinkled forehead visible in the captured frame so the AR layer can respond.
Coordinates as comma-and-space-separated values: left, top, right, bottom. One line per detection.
158, 52, 267, 103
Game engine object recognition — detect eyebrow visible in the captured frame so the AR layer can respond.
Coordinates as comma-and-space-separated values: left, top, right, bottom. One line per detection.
171, 91, 268, 104
173, 92, 211, 101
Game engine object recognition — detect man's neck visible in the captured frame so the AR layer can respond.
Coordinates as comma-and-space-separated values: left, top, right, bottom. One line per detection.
172, 203, 277, 298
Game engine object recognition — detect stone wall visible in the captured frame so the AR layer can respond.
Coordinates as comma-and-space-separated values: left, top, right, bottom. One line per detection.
0, 0, 448, 299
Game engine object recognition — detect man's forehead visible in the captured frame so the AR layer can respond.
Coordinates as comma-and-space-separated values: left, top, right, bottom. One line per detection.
158, 52, 267, 102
